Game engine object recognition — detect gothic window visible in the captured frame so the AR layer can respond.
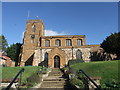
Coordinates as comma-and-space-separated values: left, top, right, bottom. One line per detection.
66, 39, 72, 46
77, 39, 82, 46
44, 52, 48, 67
45, 40, 50, 47
76, 50, 82, 59
55, 39, 61, 46
39, 37, 41, 47
32, 25, 36, 32
45, 52, 48, 60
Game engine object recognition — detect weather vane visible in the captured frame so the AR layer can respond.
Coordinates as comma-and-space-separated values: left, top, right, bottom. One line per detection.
36, 16, 39, 19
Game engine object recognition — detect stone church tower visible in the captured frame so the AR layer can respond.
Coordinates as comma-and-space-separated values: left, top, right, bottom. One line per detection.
20, 20, 44, 66
20, 19, 99, 68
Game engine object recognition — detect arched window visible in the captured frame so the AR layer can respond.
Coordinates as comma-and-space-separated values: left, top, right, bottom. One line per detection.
45, 40, 50, 47
44, 52, 48, 67
66, 39, 72, 46
32, 25, 36, 32
77, 39, 82, 46
45, 52, 48, 60
76, 50, 82, 59
55, 39, 61, 46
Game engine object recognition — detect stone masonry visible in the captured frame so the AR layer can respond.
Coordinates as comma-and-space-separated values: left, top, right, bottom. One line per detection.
20, 19, 100, 68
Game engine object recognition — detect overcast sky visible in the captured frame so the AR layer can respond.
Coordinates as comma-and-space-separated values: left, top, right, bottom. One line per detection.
2, 2, 118, 45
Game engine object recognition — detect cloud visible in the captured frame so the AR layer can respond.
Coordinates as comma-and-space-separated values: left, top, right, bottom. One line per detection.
20, 31, 25, 43
45, 29, 66, 36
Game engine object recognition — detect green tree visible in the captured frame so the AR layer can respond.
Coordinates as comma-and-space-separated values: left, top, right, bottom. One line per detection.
0, 35, 8, 52
100, 32, 120, 59
6, 43, 22, 66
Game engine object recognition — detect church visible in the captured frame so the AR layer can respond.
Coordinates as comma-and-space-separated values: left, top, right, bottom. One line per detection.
19, 19, 99, 68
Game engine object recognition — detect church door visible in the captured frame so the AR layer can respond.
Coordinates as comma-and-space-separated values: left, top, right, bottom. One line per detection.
54, 56, 60, 68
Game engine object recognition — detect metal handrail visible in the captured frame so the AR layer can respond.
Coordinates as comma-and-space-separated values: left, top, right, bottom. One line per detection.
79, 69, 101, 89
5, 68, 25, 90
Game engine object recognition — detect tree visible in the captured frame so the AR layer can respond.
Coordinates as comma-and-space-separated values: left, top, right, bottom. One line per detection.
100, 32, 120, 59
0, 35, 8, 52
6, 43, 22, 66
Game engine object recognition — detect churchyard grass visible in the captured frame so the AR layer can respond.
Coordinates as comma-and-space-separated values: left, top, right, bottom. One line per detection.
70, 60, 119, 88
2, 66, 43, 84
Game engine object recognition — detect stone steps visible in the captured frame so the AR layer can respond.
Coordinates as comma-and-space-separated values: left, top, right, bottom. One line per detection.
40, 68, 69, 89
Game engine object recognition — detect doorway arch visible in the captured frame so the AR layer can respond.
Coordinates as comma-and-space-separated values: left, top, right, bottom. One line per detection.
54, 55, 60, 68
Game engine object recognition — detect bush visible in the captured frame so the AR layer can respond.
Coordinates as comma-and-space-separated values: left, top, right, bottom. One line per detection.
68, 59, 84, 66
70, 77, 84, 88
36, 66, 48, 74
25, 67, 48, 88
104, 79, 120, 88
26, 73, 42, 87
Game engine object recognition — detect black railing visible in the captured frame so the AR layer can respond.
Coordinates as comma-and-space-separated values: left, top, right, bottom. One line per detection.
79, 69, 101, 89
5, 68, 25, 90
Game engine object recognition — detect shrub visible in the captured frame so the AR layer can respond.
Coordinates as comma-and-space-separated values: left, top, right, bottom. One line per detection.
104, 79, 120, 88
68, 59, 84, 66
26, 73, 42, 87
70, 77, 84, 88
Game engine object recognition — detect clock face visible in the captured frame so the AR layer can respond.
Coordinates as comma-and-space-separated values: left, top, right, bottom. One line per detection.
31, 35, 35, 39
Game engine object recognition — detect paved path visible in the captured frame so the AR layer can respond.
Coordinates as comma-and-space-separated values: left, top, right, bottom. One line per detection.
39, 68, 77, 90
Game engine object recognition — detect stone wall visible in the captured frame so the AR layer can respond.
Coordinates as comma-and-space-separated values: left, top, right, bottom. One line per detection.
33, 48, 52, 66
33, 47, 91, 67
62, 48, 91, 62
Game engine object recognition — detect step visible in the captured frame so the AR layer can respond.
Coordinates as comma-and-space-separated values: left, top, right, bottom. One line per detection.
40, 84, 70, 88
43, 78, 66, 81
40, 83, 66, 88
51, 71, 61, 73
44, 77, 65, 80
45, 76, 63, 78
49, 73, 62, 75
40, 86, 64, 88
41, 81, 66, 84
49, 74, 62, 76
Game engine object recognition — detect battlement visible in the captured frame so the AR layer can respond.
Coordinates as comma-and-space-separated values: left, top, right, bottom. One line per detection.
26, 19, 43, 23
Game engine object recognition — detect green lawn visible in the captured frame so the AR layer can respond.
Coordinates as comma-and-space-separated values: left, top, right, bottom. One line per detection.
2, 66, 42, 83
70, 60, 119, 88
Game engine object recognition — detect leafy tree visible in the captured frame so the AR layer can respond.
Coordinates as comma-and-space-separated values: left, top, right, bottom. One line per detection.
0, 35, 8, 52
100, 32, 120, 59
6, 43, 22, 66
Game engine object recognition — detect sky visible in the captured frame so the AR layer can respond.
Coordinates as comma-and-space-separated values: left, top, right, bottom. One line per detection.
2, 2, 118, 45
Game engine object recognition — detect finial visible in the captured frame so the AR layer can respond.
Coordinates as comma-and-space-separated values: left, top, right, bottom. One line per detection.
36, 16, 39, 19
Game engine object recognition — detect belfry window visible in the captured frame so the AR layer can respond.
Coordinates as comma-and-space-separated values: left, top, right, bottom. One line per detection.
77, 39, 82, 46
45, 40, 50, 47
32, 25, 36, 32
66, 39, 72, 46
55, 39, 61, 46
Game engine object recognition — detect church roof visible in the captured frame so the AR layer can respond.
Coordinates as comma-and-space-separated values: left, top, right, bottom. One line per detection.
42, 35, 85, 39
